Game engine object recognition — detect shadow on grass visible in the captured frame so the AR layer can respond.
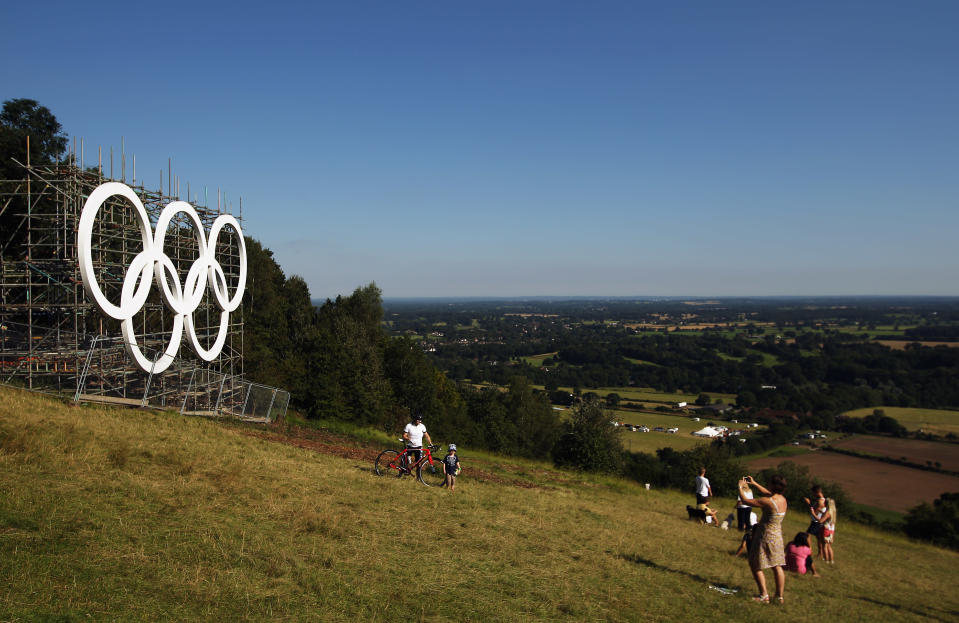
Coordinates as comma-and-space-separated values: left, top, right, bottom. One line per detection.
618, 553, 743, 591
854, 596, 958, 623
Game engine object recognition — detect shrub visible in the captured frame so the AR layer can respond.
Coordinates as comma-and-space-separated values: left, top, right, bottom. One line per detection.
754, 461, 852, 515
904, 492, 959, 550
552, 399, 623, 472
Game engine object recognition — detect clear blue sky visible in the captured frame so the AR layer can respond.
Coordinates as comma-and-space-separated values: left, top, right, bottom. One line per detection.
3, 1, 957, 298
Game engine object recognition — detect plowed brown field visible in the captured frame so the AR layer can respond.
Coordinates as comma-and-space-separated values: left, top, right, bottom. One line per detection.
750, 451, 959, 513
832, 435, 959, 472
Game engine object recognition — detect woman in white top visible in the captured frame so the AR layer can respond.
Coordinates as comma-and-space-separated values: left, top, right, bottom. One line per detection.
737, 485, 754, 531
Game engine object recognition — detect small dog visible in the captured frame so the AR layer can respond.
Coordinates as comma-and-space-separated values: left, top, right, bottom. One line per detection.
720, 513, 735, 530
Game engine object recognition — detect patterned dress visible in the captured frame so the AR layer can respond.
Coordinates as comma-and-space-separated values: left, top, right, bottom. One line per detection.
748, 496, 786, 570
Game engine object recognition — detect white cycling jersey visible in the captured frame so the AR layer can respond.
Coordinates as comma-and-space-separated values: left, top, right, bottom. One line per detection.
404, 422, 427, 447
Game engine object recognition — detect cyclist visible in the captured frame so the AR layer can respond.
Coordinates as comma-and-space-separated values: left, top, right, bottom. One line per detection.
402, 414, 433, 470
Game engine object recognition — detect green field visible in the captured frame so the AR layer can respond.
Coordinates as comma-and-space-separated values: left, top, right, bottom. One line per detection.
623, 357, 662, 366
541, 385, 738, 406
521, 352, 558, 367
2, 386, 956, 622
523, 354, 665, 368
551, 406, 750, 454
843, 406, 959, 436
606, 409, 711, 453
833, 325, 914, 338
716, 349, 781, 367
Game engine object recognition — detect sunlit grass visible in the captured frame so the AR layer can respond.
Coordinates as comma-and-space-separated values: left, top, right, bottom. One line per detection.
0, 385, 956, 622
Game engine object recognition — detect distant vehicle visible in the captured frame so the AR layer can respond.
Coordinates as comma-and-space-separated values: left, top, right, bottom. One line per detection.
731, 419, 738, 423
637, 426, 649, 432
792, 441, 800, 446
691, 417, 700, 422
667, 427, 679, 434
654, 426, 665, 432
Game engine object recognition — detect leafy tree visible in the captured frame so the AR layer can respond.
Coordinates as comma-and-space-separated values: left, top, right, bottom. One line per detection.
904, 493, 959, 550
502, 376, 562, 459
552, 399, 623, 472
0, 98, 67, 174
695, 393, 711, 406
242, 238, 311, 394
384, 336, 471, 439
311, 284, 392, 426
1, 98, 69, 257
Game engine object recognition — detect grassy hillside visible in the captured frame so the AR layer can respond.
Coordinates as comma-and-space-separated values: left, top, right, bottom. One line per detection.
1, 386, 956, 622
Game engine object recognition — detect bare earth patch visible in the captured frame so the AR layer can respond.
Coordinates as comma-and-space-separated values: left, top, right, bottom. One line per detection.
750, 451, 959, 513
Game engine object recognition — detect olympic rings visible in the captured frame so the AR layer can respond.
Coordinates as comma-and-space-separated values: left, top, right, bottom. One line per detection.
78, 182, 247, 373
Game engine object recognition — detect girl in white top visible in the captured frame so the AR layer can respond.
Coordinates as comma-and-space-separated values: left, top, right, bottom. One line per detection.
821, 498, 837, 564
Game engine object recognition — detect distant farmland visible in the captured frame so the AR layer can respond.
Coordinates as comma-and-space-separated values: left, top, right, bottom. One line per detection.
749, 451, 959, 513
832, 435, 959, 472
843, 406, 959, 436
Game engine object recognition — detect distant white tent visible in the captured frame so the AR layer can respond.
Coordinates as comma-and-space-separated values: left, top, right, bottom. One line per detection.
692, 426, 722, 438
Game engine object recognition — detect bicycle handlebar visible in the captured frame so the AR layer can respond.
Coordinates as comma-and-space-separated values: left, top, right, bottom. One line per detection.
399, 443, 441, 450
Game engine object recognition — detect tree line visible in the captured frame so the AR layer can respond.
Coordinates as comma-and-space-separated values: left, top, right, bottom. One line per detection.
242, 238, 568, 459
422, 321, 959, 423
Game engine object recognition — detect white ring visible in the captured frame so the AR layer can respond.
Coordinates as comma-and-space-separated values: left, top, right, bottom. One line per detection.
77, 182, 247, 373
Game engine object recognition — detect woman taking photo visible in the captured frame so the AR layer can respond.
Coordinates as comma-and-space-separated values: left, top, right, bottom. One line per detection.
738, 474, 788, 603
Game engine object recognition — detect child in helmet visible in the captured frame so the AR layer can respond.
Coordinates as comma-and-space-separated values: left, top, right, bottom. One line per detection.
443, 444, 461, 492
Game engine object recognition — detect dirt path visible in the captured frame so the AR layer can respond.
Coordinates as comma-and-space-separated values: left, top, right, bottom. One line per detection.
239, 424, 554, 489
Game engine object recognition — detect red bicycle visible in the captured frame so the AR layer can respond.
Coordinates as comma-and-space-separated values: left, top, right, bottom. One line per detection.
374, 442, 445, 487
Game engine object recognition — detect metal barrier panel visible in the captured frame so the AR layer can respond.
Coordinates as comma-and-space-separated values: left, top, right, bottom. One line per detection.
179, 370, 288, 423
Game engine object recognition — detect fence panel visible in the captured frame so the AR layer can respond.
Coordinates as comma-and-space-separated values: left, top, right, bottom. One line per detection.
180, 370, 289, 423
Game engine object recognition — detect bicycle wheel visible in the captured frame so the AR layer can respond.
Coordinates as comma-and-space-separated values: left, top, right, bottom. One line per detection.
417, 459, 446, 487
375, 450, 402, 477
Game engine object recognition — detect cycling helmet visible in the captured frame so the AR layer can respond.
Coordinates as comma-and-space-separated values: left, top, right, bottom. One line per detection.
413, 414, 423, 422
448, 444, 457, 451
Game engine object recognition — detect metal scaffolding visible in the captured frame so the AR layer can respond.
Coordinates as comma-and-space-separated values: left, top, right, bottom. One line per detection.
0, 148, 282, 419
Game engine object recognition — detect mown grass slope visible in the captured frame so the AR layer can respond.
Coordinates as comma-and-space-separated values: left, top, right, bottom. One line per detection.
1, 385, 956, 622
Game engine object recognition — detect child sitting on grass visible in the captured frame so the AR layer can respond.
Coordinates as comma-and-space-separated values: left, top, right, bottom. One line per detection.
697, 501, 720, 527
785, 532, 820, 577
